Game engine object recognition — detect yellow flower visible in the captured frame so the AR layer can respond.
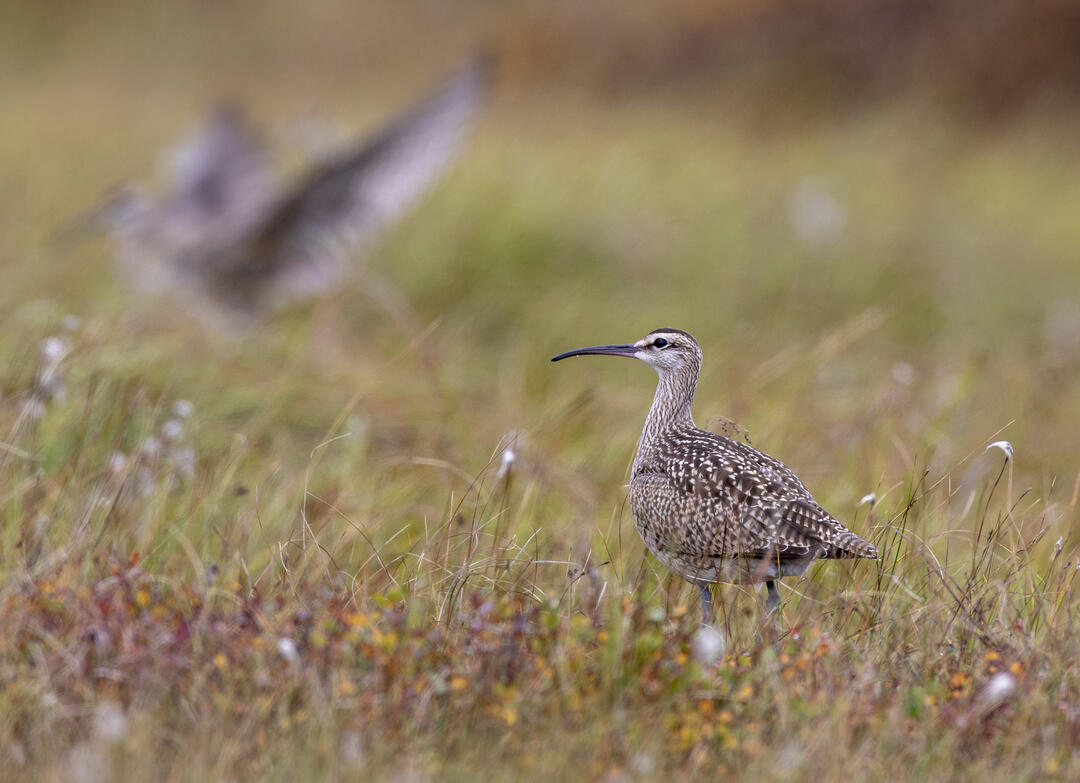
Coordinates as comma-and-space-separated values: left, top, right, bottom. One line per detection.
343, 612, 369, 628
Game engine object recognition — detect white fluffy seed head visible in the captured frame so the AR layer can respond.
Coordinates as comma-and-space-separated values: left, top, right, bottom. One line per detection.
497, 447, 516, 479
162, 419, 184, 440
978, 671, 1017, 709
141, 437, 162, 458
40, 336, 68, 364
986, 441, 1014, 461
277, 637, 299, 663
172, 399, 195, 418
691, 624, 726, 665
107, 452, 129, 473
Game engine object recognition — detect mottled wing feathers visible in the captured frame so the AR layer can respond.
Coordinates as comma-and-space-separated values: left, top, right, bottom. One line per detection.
639, 428, 876, 562
164, 105, 272, 236
309, 52, 492, 232
202, 55, 492, 307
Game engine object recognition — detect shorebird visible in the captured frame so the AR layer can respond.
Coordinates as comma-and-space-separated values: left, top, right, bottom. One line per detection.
552, 328, 877, 623
78, 55, 491, 318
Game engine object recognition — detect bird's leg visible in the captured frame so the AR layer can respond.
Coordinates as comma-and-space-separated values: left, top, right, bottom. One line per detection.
764, 580, 781, 615
699, 583, 714, 625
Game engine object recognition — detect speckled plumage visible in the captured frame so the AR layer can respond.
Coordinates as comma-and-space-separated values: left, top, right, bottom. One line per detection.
553, 327, 877, 620
83, 56, 490, 317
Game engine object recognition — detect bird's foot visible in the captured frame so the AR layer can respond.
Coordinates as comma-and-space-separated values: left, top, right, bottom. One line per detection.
699, 583, 715, 626
764, 580, 781, 616
752, 581, 783, 646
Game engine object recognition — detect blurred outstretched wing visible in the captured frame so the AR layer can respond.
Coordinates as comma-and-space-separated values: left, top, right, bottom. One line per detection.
164, 104, 274, 235
201, 55, 492, 308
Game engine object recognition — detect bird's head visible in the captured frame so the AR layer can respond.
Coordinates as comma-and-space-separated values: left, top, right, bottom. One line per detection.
551, 328, 702, 376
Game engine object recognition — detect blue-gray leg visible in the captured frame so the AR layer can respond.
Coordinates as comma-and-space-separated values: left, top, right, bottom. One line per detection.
764, 580, 781, 615
699, 583, 714, 625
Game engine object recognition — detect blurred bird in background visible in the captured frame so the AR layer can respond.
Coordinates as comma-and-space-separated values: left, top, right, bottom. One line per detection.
72, 55, 492, 322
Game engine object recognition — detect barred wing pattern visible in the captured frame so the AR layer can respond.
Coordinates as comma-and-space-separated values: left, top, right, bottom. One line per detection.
164, 105, 274, 242
195, 55, 492, 311
630, 427, 877, 584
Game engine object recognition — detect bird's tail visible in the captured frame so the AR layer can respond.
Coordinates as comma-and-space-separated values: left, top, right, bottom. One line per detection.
825, 530, 878, 560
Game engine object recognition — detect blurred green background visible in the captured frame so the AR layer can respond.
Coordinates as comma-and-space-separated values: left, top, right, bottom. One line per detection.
5, 0, 1079, 482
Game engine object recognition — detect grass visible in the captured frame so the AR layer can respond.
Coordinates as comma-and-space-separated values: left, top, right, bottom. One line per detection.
3, 4, 1080, 780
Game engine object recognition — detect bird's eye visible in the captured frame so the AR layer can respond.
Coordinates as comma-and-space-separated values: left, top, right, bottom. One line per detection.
653, 338, 668, 349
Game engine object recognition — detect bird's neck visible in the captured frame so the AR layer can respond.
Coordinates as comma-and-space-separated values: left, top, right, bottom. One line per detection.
633, 368, 697, 476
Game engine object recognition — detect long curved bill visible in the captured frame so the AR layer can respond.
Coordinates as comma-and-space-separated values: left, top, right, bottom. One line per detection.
551, 343, 638, 362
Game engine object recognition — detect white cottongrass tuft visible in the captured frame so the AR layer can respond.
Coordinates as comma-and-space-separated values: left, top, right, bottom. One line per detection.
977, 671, 1017, 713
141, 436, 162, 458
497, 447, 516, 479
172, 399, 195, 418
162, 419, 184, 440
986, 441, 1014, 461
690, 624, 726, 665
40, 336, 68, 365
494, 430, 526, 480
277, 636, 300, 663
859, 493, 876, 506
34, 335, 70, 407
107, 452, 129, 473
